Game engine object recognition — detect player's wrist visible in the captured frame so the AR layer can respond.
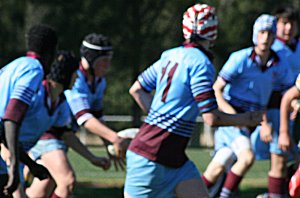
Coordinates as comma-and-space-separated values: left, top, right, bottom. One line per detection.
111, 134, 122, 144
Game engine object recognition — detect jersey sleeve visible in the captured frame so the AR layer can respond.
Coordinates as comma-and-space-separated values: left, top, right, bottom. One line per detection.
3, 65, 43, 123
137, 59, 160, 92
190, 60, 218, 113
219, 53, 240, 82
12, 66, 43, 105
64, 89, 93, 126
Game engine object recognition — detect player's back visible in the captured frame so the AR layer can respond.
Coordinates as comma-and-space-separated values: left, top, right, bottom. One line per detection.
144, 46, 216, 134
129, 45, 217, 167
0, 57, 43, 120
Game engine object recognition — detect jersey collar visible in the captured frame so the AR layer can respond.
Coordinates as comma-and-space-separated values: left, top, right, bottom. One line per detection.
249, 48, 279, 72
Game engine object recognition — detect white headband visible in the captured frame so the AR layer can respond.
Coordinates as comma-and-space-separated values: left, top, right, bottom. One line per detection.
82, 40, 112, 51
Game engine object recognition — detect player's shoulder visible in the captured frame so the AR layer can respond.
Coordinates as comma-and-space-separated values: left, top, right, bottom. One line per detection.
5, 56, 43, 76
272, 39, 285, 52
231, 47, 252, 57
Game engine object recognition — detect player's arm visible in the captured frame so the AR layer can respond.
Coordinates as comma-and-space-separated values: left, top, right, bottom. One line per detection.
61, 130, 110, 170
19, 148, 50, 180
279, 85, 300, 151
202, 109, 262, 127
213, 76, 236, 114
260, 111, 272, 143
2, 119, 21, 195
3, 99, 29, 174
129, 80, 153, 113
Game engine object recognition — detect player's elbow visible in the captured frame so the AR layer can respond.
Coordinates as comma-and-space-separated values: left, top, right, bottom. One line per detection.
129, 81, 140, 96
202, 109, 223, 127
202, 112, 218, 127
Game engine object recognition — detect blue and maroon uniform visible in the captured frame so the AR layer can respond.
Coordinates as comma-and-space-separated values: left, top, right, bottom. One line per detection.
214, 47, 293, 158
64, 65, 105, 127
125, 43, 218, 197
129, 44, 217, 168
251, 38, 300, 160
0, 53, 44, 175
0, 80, 70, 175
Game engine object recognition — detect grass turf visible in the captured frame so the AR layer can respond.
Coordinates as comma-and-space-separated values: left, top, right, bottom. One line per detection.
69, 147, 270, 198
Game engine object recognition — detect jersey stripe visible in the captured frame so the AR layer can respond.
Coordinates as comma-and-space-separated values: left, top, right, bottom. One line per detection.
145, 109, 196, 137
11, 85, 35, 105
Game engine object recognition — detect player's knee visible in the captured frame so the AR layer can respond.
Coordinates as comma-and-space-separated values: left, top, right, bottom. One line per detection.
238, 150, 255, 168
212, 147, 235, 170
58, 171, 76, 190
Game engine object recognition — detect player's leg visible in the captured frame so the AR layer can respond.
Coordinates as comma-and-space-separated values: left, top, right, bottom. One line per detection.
26, 139, 74, 198
266, 108, 291, 197
202, 147, 235, 186
175, 160, 210, 198
220, 135, 254, 198
39, 149, 75, 198
175, 178, 209, 198
26, 177, 55, 198
268, 153, 288, 197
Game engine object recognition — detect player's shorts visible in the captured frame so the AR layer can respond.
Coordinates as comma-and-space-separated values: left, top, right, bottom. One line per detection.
251, 109, 298, 160
30, 139, 67, 160
124, 150, 200, 198
214, 126, 254, 156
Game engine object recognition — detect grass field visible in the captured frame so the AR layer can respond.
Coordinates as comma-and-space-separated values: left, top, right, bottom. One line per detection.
69, 147, 271, 198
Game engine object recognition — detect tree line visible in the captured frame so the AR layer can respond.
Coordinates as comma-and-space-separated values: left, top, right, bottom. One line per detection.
0, 0, 299, 128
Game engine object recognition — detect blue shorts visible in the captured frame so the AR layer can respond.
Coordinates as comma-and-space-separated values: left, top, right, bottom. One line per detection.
30, 139, 67, 160
124, 150, 200, 198
214, 125, 256, 155
251, 109, 298, 160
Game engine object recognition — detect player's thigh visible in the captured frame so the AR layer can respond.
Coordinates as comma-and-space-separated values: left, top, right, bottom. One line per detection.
175, 178, 209, 198
41, 149, 74, 180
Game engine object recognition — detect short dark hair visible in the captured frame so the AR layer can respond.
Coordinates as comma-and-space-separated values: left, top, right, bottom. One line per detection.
273, 5, 299, 22
26, 24, 58, 55
48, 50, 79, 89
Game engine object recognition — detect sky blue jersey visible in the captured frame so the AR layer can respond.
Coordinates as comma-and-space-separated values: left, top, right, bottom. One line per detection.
272, 38, 300, 80
0, 57, 44, 122
219, 47, 293, 112
129, 44, 218, 168
18, 82, 70, 151
65, 68, 106, 126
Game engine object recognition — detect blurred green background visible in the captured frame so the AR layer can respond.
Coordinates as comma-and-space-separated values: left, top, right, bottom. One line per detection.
1, 0, 300, 126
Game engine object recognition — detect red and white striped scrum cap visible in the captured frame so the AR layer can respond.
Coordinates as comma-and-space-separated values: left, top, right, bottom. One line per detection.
182, 4, 218, 41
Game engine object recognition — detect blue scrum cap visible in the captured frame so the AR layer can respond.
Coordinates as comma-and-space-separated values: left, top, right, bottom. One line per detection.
252, 14, 277, 45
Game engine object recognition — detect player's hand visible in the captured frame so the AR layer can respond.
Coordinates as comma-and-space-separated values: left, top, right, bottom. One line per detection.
260, 122, 272, 143
105, 144, 126, 171
4, 162, 20, 196
245, 111, 263, 127
90, 156, 111, 170
113, 136, 131, 159
278, 132, 291, 151
29, 163, 50, 181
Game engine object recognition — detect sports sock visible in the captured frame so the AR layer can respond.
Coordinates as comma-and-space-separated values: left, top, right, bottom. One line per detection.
268, 175, 287, 197
51, 192, 62, 198
220, 170, 242, 198
201, 175, 214, 188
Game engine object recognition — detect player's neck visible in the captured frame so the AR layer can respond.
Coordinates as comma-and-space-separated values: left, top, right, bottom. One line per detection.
47, 80, 63, 102
254, 47, 270, 65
